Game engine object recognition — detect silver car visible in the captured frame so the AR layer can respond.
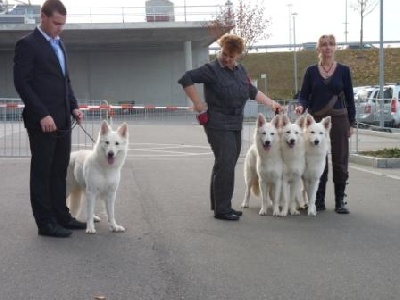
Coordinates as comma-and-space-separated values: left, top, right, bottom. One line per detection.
356, 86, 392, 126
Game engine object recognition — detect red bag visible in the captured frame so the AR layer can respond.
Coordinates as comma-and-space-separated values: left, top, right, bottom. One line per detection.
196, 111, 208, 125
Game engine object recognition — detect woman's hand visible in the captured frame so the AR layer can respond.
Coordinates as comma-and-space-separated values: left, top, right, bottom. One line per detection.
295, 105, 304, 114
193, 102, 207, 113
348, 126, 355, 138
271, 101, 282, 111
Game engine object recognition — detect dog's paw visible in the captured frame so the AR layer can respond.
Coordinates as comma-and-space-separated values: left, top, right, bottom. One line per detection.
110, 224, 125, 233
259, 208, 267, 216
279, 211, 288, 217
272, 209, 281, 217
290, 209, 300, 216
85, 227, 96, 234
240, 200, 249, 208
308, 205, 317, 216
93, 215, 101, 223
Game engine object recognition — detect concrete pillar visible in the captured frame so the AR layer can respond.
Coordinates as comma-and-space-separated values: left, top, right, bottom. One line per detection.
183, 41, 192, 71
183, 41, 193, 106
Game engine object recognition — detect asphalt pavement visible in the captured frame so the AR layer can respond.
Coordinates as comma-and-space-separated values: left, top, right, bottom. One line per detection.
1, 124, 399, 300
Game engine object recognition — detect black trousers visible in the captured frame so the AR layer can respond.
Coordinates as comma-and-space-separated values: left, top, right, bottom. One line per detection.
317, 114, 350, 187
27, 128, 72, 227
205, 128, 241, 215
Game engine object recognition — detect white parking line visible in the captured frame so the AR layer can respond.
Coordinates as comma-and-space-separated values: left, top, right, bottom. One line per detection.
71, 142, 213, 158
350, 164, 400, 180
128, 143, 212, 157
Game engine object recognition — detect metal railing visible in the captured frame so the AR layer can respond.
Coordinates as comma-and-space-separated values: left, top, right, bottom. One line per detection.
0, 4, 226, 24
2, 98, 398, 158
0, 98, 200, 157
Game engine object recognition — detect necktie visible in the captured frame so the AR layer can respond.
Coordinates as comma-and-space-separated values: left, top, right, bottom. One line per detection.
50, 39, 66, 75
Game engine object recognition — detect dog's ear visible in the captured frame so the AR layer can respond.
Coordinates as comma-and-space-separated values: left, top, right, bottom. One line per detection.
305, 114, 315, 126
322, 116, 332, 132
271, 114, 283, 128
117, 122, 128, 138
257, 113, 266, 127
282, 114, 291, 127
296, 115, 306, 129
100, 120, 109, 135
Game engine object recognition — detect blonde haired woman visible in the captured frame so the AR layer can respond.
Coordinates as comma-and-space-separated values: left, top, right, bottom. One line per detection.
295, 34, 356, 214
178, 33, 280, 221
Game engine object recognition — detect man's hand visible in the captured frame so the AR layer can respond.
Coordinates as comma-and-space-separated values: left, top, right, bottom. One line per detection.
72, 109, 84, 125
40, 116, 57, 133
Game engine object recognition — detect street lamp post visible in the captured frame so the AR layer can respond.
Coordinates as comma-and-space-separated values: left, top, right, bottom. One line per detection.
261, 73, 267, 95
287, 4, 293, 50
292, 12, 298, 95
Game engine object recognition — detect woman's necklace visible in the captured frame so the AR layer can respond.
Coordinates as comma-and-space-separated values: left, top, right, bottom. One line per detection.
322, 64, 333, 74
319, 62, 335, 77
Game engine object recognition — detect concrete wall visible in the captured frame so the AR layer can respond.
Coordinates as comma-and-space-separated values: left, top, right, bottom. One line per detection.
0, 44, 209, 106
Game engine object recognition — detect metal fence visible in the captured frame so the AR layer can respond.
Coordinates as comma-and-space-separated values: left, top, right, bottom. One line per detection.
0, 98, 203, 157
1, 98, 397, 158
0, 98, 293, 157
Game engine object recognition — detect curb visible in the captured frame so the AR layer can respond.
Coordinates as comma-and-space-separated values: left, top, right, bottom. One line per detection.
349, 154, 400, 168
351, 128, 400, 168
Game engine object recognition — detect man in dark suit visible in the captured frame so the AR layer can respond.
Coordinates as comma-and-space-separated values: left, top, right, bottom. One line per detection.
14, 0, 85, 237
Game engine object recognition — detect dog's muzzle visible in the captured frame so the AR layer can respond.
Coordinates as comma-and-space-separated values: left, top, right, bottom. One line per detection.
287, 139, 296, 148
263, 141, 271, 151
107, 152, 115, 165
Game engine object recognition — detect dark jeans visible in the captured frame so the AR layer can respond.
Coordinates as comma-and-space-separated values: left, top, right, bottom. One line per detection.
27, 129, 72, 227
205, 127, 241, 215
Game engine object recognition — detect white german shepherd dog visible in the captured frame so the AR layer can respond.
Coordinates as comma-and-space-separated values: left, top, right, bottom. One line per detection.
280, 114, 306, 216
303, 114, 331, 216
66, 121, 128, 234
241, 114, 283, 216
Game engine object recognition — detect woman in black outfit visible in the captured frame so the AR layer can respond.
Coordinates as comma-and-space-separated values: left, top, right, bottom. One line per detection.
178, 34, 281, 221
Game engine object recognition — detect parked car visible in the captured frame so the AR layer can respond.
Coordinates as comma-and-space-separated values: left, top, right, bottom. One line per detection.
354, 85, 376, 101
387, 83, 400, 127
356, 86, 392, 126
300, 42, 317, 51
344, 43, 376, 50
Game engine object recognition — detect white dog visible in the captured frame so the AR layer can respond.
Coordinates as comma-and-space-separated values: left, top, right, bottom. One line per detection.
241, 114, 283, 216
66, 120, 129, 234
280, 114, 306, 216
302, 114, 331, 216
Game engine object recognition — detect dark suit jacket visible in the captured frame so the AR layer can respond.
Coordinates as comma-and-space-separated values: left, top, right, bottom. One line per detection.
13, 27, 78, 131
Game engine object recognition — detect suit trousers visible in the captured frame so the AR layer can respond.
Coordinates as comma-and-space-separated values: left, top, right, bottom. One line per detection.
205, 127, 241, 215
27, 128, 72, 227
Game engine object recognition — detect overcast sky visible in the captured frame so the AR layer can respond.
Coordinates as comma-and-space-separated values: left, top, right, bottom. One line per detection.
8, 0, 399, 46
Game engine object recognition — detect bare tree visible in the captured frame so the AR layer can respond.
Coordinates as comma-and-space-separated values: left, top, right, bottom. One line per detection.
204, 0, 271, 57
351, 0, 378, 47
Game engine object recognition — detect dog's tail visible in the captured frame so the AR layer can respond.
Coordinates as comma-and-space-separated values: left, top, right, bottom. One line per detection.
67, 190, 84, 218
250, 180, 260, 197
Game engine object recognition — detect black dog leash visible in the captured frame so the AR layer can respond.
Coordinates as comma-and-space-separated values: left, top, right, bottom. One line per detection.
77, 123, 96, 143
55, 119, 96, 143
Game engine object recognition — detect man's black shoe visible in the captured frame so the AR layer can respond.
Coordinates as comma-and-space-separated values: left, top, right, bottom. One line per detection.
214, 213, 240, 221
62, 218, 86, 230
38, 223, 72, 238
230, 209, 243, 216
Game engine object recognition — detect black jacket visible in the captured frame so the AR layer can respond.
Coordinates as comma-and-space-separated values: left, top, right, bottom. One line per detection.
13, 27, 78, 131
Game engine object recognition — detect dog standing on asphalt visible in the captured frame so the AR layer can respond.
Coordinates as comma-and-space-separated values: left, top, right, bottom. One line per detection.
66, 120, 128, 233
280, 114, 306, 216
241, 113, 283, 216
302, 114, 331, 216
